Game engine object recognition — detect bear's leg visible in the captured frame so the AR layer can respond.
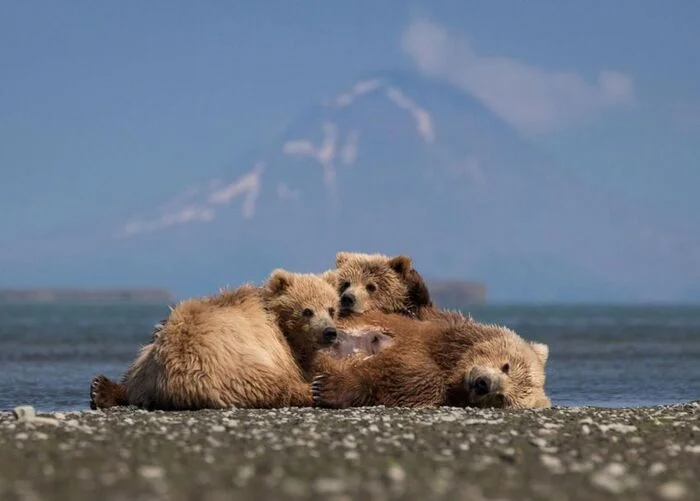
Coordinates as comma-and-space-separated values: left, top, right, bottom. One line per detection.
90, 375, 128, 409
312, 352, 445, 409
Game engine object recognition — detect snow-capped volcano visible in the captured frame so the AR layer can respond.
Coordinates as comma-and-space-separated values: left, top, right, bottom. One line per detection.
78, 71, 700, 301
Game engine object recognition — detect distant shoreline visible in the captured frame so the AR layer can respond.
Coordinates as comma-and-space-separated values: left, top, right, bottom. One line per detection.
427, 280, 487, 306
0, 288, 174, 304
0, 280, 488, 306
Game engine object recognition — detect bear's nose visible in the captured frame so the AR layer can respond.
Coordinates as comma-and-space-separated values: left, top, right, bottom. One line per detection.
340, 292, 356, 309
322, 327, 338, 344
474, 376, 492, 396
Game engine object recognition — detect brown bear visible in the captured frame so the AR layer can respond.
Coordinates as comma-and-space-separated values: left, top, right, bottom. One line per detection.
312, 310, 551, 409
334, 251, 434, 318
90, 268, 341, 411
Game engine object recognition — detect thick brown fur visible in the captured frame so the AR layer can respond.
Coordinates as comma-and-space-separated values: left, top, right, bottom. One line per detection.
90, 269, 341, 411
334, 251, 434, 318
313, 310, 551, 410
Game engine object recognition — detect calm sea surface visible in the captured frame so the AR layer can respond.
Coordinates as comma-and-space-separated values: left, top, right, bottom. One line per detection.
0, 302, 698, 411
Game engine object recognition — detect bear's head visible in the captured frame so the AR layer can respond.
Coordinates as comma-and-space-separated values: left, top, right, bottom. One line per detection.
447, 321, 551, 409
334, 251, 433, 318
325, 326, 395, 359
264, 269, 340, 358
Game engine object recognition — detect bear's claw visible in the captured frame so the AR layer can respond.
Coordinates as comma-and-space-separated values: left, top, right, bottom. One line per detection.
311, 374, 327, 405
89, 374, 109, 410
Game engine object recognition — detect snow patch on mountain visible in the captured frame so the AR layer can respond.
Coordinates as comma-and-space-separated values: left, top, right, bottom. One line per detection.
325, 78, 382, 108
340, 129, 359, 166
117, 162, 264, 237
385, 86, 435, 143
283, 122, 340, 189
324, 79, 435, 143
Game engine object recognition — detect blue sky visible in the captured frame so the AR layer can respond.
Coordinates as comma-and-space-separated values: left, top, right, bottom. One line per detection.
2, 1, 699, 270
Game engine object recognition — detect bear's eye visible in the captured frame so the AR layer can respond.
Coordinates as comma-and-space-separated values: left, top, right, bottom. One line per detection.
328, 307, 336, 317
366, 283, 377, 293
302, 308, 314, 318
501, 363, 510, 374
339, 281, 351, 293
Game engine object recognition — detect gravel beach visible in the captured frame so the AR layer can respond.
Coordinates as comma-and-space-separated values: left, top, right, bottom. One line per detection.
1, 402, 699, 501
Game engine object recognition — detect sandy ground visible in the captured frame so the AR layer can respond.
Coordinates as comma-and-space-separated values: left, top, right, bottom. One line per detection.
1, 402, 699, 501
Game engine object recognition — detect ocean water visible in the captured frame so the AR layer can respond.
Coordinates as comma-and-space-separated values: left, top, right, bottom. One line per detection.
0, 302, 698, 412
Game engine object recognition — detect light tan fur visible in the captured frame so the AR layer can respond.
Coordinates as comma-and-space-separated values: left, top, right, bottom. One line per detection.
120, 270, 340, 411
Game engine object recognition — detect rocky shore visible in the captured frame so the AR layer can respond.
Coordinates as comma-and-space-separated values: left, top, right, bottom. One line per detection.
1, 402, 698, 501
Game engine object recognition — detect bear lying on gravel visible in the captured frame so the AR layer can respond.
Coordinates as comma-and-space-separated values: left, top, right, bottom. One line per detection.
334, 251, 434, 318
92, 251, 550, 411
91, 269, 343, 411
313, 310, 551, 409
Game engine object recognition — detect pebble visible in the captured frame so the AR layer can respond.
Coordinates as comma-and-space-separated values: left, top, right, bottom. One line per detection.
387, 465, 406, 483
540, 454, 565, 474
657, 481, 688, 500
597, 423, 638, 434
12, 405, 59, 426
313, 478, 346, 494
138, 465, 165, 480
649, 462, 667, 476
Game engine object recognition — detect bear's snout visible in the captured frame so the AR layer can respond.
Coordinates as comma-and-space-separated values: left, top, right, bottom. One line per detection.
340, 292, 356, 310
473, 376, 492, 396
321, 327, 338, 344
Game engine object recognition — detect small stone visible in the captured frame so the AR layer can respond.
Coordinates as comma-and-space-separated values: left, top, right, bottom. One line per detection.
598, 423, 637, 434
540, 454, 565, 474
237, 465, 255, 483
138, 466, 165, 480
387, 464, 406, 483
13, 406, 36, 421
313, 478, 346, 494
541, 422, 561, 430
649, 462, 667, 476
658, 481, 687, 500
529, 437, 548, 449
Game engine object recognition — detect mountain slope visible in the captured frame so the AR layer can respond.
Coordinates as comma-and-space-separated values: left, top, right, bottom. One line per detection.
5, 71, 699, 302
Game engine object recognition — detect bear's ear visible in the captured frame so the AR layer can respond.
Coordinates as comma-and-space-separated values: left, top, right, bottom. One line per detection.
320, 269, 338, 288
406, 269, 433, 309
530, 342, 549, 365
335, 251, 352, 267
267, 268, 293, 295
388, 255, 413, 277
